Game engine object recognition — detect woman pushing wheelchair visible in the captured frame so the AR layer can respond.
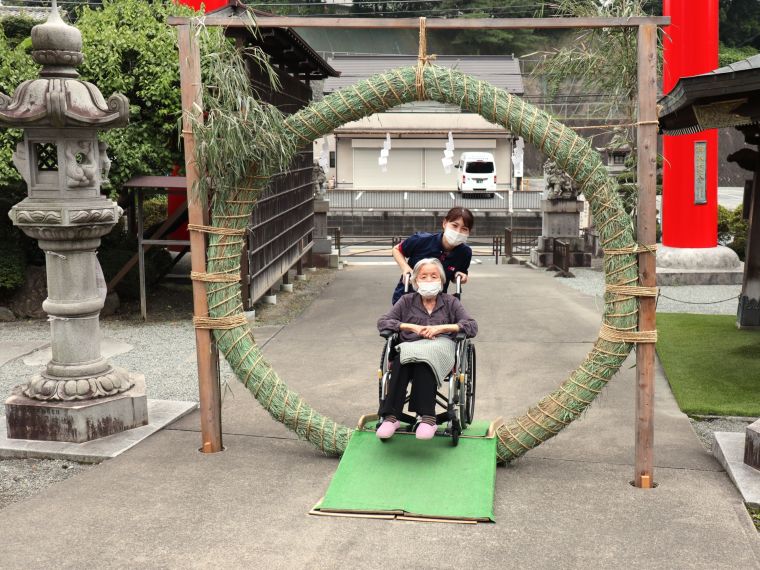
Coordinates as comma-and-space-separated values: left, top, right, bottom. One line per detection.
390, 207, 474, 305
376, 258, 478, 441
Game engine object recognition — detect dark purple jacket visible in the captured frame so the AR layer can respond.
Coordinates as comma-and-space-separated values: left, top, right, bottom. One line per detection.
377, 292, 478, 342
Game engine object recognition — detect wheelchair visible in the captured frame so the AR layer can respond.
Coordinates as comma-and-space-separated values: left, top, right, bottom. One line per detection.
376, 275, 476, 446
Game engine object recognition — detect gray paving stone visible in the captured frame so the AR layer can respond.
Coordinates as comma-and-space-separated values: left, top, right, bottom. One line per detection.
0, 340, 48, 367
714, 431, 760, 508
0, 399, 197, 462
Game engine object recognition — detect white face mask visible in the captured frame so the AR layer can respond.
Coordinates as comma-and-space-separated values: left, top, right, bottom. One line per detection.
416, 280, 442, 298
444, 227, 468, 247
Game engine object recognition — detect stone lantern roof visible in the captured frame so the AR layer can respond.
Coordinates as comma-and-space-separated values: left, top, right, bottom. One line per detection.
0, 0, 128, 129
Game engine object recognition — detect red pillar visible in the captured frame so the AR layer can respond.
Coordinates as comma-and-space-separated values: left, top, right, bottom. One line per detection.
177, 0, 229, 11
662, 0, 719, 248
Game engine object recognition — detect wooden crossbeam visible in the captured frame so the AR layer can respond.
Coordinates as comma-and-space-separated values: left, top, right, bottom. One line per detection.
167, 15, 669, 30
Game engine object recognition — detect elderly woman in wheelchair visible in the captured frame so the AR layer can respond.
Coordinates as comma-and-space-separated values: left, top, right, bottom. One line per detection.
376, 257, 478, 444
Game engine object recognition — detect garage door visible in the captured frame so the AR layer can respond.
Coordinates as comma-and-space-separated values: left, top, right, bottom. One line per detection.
353, 148, 423, 189
423, 148, 495, 190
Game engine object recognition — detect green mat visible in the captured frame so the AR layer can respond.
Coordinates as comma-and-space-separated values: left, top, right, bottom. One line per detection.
313, 420, 497, 522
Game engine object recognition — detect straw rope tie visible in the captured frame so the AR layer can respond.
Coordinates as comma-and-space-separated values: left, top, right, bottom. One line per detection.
604, 244, 657, 256
502, 423, 531, 451
223, 331, 250, 359
599, 323, 657, 344
293, 399, 303, 431
568, 377, 602, 395
319, 417, 327, 452
559, 384, 593, 406
605, 284, 658, 297
380, 74, 404, 105
516, 417, 545, 445
283, 121, 312, 144
536, 402, 570, 426
495, 428, 522, 458
187, 223, 245, 237
548, 393, 581, 416
415, 17, 436, 100
190, 271, 240, 283
192, 314, 248, 330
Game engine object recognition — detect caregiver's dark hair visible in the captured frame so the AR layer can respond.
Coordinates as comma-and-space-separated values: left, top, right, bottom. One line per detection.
443, 207, 474, 230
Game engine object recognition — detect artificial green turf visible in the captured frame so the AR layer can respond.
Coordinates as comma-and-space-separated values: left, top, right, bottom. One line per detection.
317, 427, 497, 521
656, 313, 760, 417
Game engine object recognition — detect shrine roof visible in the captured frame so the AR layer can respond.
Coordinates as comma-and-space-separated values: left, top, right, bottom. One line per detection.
658, 54, 760, 135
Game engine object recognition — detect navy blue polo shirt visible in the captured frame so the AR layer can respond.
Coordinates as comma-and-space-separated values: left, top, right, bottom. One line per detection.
392, 231, 472, 304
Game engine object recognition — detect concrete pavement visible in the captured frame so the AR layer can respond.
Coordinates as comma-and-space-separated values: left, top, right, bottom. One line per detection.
0, 263, 758, 568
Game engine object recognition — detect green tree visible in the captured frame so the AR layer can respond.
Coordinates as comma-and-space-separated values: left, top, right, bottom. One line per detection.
532, 0, 661, 221
75, 0, 194, 192
0, 0, 194, 295
720, 0, 760, 48
434, 0, 548, 55
0, 24, 41, 296
718, 42, 759, 66
718, 204, 748, 260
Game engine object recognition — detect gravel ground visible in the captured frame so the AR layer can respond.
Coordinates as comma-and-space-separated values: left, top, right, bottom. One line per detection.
0, 268, 337, 417
0, 267, 336, 511
0, 459, 93, 511
551, 266, 753, 451
689, 417, 756, 451
553, 267, 741, 315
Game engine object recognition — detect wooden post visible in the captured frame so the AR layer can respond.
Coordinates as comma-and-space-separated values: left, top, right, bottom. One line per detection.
177, 24, 223, 453
635, 23, 658, 488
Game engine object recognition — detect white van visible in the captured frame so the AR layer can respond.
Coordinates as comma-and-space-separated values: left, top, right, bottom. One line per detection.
457, 152, 497, 193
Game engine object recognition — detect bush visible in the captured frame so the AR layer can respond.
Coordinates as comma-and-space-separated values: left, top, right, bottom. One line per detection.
142, 195, 168, 230
0, 239, 25, 295
719, 43, 759, 67
718, 204, 748, 260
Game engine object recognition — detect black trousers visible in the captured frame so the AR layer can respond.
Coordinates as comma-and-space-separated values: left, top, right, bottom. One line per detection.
379, 356, 437, 418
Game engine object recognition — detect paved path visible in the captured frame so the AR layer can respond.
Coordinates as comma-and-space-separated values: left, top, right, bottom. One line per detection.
1, 264, 758, 568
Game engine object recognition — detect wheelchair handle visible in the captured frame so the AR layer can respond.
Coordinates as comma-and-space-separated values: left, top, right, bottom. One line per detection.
453, 273, 462, 300
403, 272, 412, 293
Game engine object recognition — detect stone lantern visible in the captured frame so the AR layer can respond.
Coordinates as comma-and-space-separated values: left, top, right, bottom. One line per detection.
0, 2, 147, 442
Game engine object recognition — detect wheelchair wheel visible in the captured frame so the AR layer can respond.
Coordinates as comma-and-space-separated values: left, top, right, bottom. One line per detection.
451, 418, 461, 447
378, 340, 392, 407
465, 344, 476, 426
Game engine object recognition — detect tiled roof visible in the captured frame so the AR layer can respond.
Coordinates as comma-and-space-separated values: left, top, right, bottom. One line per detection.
0, 5, 50, 20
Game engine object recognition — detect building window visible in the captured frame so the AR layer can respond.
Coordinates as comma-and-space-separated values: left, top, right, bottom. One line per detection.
329, 151, 335, 168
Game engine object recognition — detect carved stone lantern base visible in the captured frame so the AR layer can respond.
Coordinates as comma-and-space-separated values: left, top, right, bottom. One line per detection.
5, 374, 148, 443
24, 365, 133, 400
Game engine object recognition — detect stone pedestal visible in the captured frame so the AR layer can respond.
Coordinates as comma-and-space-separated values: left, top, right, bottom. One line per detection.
745, 419, 760, 470
541, 198, 584, 236
656, 244, 743, 286
530, 199, 591, 268
6, 374, 148, 443
312, 196, 338, 266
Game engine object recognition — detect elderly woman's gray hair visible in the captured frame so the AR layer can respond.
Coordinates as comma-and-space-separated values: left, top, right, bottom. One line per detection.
411, 258, 446, 290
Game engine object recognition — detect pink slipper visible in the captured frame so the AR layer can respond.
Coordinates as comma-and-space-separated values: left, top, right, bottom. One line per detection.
376, 420, 400, 439
415, 422, 437, 440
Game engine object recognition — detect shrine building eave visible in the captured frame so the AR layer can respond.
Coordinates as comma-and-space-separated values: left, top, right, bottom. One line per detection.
659, 53, 760, 135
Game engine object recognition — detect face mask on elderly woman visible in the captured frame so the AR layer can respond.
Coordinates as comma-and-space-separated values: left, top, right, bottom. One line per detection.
417, 280, 442, 298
